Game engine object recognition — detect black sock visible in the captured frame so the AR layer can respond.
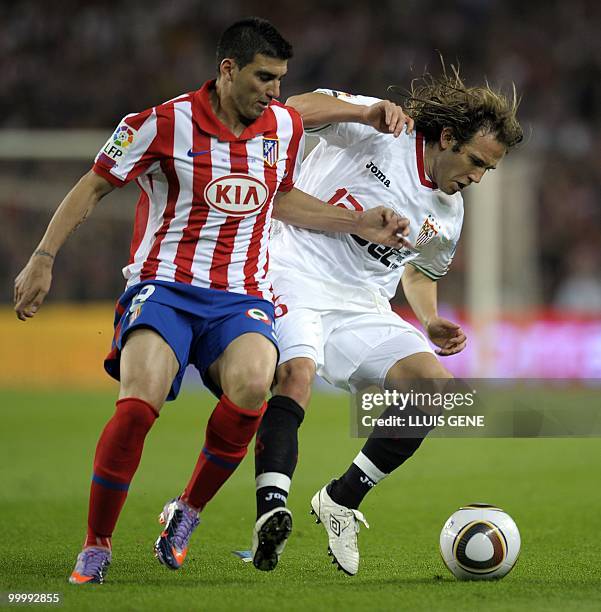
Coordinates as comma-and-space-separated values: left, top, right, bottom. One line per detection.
327, 463, 374, 510
255, 395, 304, 519
328, 404, 433, 509
327, 437, 426, 509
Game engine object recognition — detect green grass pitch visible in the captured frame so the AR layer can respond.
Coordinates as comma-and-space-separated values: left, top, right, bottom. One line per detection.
1, 389, 600, 611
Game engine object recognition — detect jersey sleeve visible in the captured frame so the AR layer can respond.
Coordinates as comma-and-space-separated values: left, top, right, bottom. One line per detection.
92, 106, 160, 187
305, 88, 382, 148
278, 108, 306, 193
409, 225, 462, 281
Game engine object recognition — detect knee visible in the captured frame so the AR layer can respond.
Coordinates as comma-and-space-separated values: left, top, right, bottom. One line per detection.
275, 359, 316, 408
222, 363, 274, 410
413, 361, 454, 398
386, 354, 453, 389
416, 362, 453, 381
119, 366, 170, 411
278, 359, 315, 391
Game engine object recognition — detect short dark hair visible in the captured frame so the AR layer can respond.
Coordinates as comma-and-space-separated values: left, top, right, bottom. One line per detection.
216, 18, 293, 72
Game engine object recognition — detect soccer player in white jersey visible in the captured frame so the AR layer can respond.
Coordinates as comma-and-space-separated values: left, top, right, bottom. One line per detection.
252, 71, 523, 574
13, 18, 409, 584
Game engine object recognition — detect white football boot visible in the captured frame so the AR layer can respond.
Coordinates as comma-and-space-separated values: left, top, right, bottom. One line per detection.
251, 507, 293, 571
310, 484, 369, 576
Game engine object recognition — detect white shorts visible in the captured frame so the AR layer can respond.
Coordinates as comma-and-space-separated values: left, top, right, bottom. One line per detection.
275, 306, 434, 393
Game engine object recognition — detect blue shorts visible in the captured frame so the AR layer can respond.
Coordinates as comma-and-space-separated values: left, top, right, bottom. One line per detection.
104, 280, 278, 400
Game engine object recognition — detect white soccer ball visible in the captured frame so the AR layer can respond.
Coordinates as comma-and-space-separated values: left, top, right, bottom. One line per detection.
439, 504, 521, 580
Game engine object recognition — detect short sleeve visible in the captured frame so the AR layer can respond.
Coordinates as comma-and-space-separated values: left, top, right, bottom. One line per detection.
409, 226, 461, 281
278, 108, 306, 193
305, 88, 382, 148
92, 107, 159, 187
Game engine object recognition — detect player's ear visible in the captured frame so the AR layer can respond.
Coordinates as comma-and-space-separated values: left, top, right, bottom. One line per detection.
439, 127, 455, 151
219, 58, 236, 82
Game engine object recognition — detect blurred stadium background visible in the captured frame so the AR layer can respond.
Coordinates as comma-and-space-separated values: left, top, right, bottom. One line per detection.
2, 0, 601, 388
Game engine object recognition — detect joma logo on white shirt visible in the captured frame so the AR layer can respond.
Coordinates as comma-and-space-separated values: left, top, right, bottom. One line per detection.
365, 161, 390, 188
204, 174, 269, 216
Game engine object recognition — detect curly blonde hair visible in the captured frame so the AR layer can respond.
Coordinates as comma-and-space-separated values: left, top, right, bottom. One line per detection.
389, 63, 523, 149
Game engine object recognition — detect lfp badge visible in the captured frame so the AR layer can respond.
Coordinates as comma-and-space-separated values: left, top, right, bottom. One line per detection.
113, 125, 135, 148
263, 137, 279, 167
100, 124, 137, 165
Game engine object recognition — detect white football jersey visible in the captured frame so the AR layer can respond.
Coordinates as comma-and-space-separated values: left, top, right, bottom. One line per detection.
270, 89, 464, 308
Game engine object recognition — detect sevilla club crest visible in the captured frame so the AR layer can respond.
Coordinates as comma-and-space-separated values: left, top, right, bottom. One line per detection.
416, 215, 440, 247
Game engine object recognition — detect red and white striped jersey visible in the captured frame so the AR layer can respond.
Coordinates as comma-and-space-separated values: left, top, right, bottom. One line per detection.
92, 79, 305, 300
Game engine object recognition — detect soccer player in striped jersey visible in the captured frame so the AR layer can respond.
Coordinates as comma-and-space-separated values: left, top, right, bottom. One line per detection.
253, 73, 523, 574
13, 18, 409, 585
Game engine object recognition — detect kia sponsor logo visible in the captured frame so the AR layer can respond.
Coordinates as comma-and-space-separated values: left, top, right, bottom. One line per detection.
204, 174, 269, 216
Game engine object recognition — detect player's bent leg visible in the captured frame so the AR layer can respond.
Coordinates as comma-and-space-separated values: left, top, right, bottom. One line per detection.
183, 333, 276, 508
251, 357, 316, 571
329, 352, 451, 512
72, 329, 179, 584
328, 352, 452, 508
169, 334, 276, 569
155, 322, 278, 571
316, 350, 451, 576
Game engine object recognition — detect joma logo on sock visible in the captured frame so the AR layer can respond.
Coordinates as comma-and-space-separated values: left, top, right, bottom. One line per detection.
365, 161, 390, 187
360, 475, 375, 488
265, 492, 287, 502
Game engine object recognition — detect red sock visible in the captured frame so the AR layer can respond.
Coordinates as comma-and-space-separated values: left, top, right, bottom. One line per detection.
85, 397, 158, 548
182, 395, 266, 511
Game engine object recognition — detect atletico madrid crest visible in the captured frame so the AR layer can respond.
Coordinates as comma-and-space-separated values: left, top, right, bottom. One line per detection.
263, 137, 279, 167
416, 215, 440, 247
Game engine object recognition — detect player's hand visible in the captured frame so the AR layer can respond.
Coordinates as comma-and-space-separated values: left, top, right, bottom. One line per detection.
361, 100, 414, 137
426, 316, 467, 356
14, 254, 54, 321
355, 206, 412, 249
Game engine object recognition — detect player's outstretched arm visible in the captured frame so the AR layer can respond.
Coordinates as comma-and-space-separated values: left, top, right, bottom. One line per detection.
286, 92, 414, 137
14, 170, 114, 321
273, 188, 410, 248
401, 264, 467, 356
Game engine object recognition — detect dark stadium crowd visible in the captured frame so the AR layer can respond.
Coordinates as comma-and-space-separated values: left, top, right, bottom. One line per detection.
2, 0, 601, 311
